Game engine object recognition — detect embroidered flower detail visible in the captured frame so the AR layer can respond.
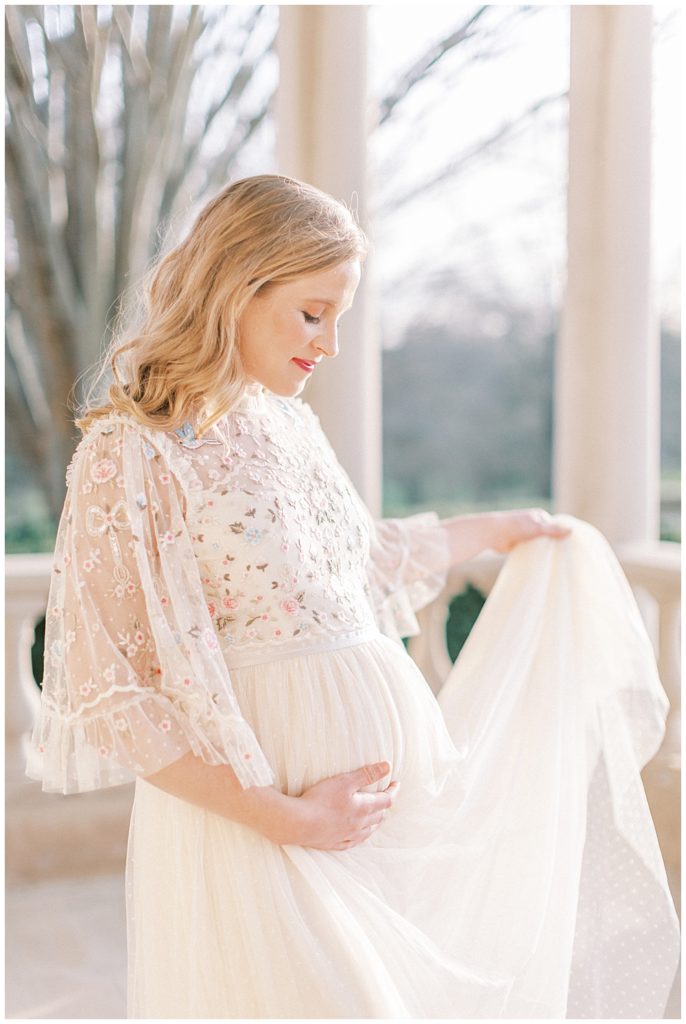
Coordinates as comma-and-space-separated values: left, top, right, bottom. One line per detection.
79, 682, 93, 697
244, 527, 263, 545
114, 718, 129, 732
182, 677, 193, 688
134, 631, 146, 645
103, 665, 116, 683
126, 644, 138, 658
159, 718, 172, 733
91, 458, 117, 484
281, 598, 299, 616
221, 595, 239, 610
159, 531, 176, 548
143, 443, 156, 459
201, 627, 219, 652
99, 746, 111, 758
135, 492, 148, 510
206, 601, 217, 617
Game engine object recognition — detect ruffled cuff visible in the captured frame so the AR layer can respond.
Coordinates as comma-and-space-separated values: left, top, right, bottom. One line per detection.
366, 511, 451, 644
25, 688, 275, 795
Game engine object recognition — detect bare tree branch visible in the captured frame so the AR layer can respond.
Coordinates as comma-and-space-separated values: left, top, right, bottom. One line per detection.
378, 6, 488, 126
6, 4, 278, 528
6, 309, 52, 434
376, 90, 568, 215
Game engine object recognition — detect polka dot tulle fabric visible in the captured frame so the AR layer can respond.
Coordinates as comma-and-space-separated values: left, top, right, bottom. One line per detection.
28, 389, 679, 1017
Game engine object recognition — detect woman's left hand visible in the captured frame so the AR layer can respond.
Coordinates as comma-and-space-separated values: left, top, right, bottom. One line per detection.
487, 508, 572, 554
440, 508, 572, 565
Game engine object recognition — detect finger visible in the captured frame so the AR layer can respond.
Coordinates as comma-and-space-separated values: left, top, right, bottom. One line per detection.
347, 761, 391, 791
365, 811, 387, 828
351, 825, 375, 846
356, 791, 393, 813
544, 522, 572, 537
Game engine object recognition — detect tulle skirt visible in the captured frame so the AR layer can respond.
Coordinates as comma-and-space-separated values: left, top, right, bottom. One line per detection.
125, 518, 680, 1019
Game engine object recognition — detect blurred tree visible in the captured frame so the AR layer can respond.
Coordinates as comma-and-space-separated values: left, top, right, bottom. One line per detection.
381, 313, 555, 514
5, 4, 277, 520
5, 3, 573, 547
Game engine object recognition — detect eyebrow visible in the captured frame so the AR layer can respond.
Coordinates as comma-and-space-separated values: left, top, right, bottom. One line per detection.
303, 298, 353, 311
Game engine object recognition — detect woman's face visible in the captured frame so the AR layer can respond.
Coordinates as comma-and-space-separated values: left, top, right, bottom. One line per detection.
238, 259, 361, 396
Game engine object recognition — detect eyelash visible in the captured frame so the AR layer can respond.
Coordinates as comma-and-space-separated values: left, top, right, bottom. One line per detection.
302, 312, 320, 325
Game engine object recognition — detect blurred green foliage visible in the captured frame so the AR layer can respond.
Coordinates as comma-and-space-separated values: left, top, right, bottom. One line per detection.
32, 616, 46, 688
446, 584, 488, 663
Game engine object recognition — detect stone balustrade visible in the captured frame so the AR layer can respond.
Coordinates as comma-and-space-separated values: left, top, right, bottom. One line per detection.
5, 543, 681, 893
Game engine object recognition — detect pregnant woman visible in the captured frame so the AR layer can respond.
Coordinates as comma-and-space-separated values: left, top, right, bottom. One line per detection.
28, 174, 679, 1018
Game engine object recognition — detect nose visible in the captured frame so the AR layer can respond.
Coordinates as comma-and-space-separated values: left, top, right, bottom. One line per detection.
316, 323, 339, 359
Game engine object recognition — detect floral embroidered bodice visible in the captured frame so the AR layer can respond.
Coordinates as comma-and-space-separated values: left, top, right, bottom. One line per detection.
182, 390, 377, 664
28, 387, 450, 793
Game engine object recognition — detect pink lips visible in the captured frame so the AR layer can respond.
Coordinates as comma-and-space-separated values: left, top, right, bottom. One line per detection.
292, 359, 315, 373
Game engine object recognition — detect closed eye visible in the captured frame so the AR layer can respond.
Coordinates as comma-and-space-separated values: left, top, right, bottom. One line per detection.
302, 312, 320, 325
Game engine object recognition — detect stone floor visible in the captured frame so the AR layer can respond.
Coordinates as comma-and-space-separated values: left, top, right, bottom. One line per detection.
5, 873, 127, 1019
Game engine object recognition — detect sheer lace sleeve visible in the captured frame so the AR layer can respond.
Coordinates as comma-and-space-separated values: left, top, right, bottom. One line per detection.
364, 511, 452, 642
26, 416, 275, 794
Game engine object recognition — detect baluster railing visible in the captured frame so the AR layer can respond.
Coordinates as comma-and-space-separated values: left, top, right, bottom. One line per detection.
5, 543, 680, 887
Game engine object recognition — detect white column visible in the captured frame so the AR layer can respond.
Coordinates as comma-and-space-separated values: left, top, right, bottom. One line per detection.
276, 5, 381, 515
554, 6, 659, 544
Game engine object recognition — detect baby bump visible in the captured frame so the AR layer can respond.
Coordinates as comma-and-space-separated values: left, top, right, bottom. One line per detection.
229, 635, 464, 801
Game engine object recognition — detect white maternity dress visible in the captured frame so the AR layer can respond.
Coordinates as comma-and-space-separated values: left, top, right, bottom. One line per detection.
27, 385, 680, 1018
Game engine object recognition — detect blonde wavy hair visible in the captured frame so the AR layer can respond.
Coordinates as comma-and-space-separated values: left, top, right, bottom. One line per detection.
76, 174, 368, 436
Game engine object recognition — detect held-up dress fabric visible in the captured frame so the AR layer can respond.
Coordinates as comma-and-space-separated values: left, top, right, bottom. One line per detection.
27, 386, 680, 1019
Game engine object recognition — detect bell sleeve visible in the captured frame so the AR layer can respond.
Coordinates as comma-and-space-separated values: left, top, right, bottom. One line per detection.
364, 511, 452, 643
25, 416, 276, 794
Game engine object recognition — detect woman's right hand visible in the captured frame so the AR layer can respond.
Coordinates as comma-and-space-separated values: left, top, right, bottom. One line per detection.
283, 761, 399, 851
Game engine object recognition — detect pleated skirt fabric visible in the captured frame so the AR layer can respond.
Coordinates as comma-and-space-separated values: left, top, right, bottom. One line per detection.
125, 521, 680, 1019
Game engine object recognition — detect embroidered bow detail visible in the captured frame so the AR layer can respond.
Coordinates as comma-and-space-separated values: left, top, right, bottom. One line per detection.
86, 501, 130, 537
86, 501, 132, 586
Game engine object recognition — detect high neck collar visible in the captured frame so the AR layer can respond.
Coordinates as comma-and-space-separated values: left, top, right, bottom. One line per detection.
235, 382, 269, 413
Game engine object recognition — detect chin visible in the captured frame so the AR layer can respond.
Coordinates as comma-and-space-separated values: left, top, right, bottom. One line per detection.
266, 380, 305, 398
